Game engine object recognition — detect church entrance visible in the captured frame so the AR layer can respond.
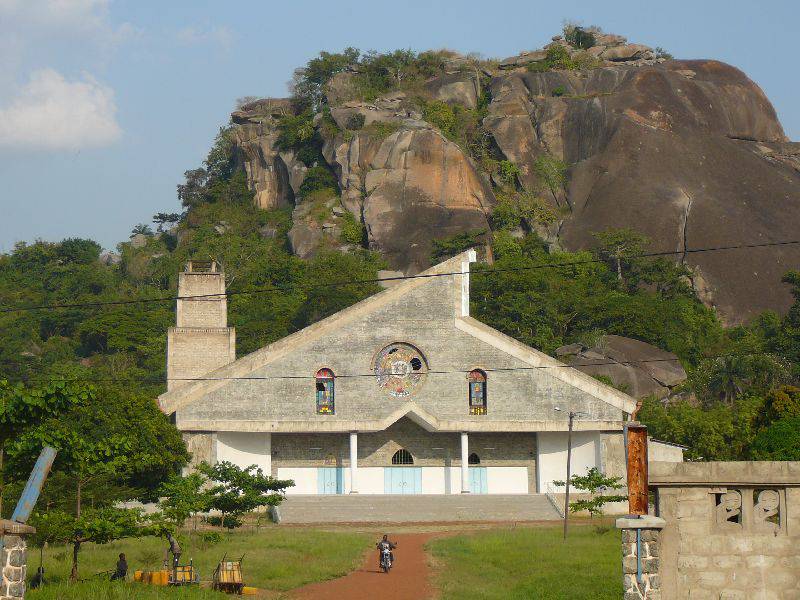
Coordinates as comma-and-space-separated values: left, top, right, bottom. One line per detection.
384, 467, 422, 494
317, 467, 344, 494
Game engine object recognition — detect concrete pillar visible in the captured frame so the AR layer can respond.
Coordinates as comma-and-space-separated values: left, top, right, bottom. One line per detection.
0, 520, 36, 600
349, 432, 358, 494
460, 432, 470, 493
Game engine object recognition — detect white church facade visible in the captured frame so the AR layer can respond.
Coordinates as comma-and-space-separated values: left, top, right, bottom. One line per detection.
158, 251, 649, 496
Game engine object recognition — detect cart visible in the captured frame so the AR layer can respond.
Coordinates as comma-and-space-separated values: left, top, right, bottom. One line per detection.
212, 553, 245, 594
169, 560, 199, 586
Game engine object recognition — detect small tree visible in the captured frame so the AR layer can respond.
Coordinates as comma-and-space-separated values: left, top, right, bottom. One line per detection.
555, 467, 627, 524
592, 228, 649, 284
198, 461, 293, 530
34, 506, 144, 579
131, 223, 153, 236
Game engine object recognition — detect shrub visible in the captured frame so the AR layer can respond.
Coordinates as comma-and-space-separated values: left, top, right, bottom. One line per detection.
564, 25, 596, 49
551, 86, 567, 97
340, 210, 365, 246
497, 160, 521, 185
345, 112, 366, 130
533, 153, 568, 195
655, 47, 673, 60
430, 229, 486, 264
298, 166, 339, 198
363, 121, 401, 140
422, 100, 456, 136
750, 417, 800, 460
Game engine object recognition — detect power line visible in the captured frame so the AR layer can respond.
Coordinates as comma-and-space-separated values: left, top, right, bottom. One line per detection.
1, 238, 799, 315
1, 353, 777, 386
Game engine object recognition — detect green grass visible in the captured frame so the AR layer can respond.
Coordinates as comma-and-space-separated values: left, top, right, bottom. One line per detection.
428, 525, 621, 600
28, 527, 372, 598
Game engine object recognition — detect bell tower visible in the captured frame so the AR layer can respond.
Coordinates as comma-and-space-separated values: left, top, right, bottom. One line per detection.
166, 261, 236, 392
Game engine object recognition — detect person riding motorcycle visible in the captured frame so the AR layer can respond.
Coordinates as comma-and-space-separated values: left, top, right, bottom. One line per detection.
376, 534, 397, 569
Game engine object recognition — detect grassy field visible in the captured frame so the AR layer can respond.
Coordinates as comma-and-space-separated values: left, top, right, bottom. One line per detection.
28, 526, 372, 599
428, 524, 621, 600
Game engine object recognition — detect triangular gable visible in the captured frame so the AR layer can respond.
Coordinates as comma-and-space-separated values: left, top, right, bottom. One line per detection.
158, 251, 475, 415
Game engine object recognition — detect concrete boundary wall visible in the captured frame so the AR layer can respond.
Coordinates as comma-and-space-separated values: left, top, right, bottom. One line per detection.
619, 461, 800, 599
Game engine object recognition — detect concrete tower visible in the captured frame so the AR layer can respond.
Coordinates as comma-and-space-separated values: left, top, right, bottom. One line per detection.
166, 261, 235, 392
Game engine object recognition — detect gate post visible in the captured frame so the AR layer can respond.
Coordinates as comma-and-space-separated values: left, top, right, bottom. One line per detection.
0, 520, 36, 600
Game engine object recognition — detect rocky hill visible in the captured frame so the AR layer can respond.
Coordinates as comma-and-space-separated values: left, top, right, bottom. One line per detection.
227, 28, 800, 324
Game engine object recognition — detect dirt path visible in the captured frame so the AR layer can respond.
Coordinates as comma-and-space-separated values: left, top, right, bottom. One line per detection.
290, 533, 437, 600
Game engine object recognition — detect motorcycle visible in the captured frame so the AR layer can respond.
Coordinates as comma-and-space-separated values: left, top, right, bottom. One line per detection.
379, 545, 393, 573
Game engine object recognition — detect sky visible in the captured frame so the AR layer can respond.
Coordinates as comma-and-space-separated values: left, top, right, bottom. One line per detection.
0, 0, 798, 253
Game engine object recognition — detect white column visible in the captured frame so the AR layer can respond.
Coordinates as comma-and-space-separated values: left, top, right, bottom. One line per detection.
460, 431, 470, 493
349, 431, 358, 494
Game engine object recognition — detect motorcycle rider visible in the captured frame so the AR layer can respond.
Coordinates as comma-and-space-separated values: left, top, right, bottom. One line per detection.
376, 534, 397, 569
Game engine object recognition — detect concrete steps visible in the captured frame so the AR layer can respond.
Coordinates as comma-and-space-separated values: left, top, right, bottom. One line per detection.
273, 494, 562, 524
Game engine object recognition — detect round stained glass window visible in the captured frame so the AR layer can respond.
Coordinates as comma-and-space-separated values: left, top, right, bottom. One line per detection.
374, 343, 427, 397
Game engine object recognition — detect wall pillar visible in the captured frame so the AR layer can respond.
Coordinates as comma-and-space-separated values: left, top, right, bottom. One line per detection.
349, 432, 358, 494
460, 432, 470, 494
616, 515, 665, 600
0, 520, 36, 600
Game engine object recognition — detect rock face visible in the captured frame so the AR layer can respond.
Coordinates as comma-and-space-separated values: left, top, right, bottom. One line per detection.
485, 59, 800, 323
556, 335, 687, 399
230, 98, 298, 210
228, 36, 800, 322
324, 126, 493, 272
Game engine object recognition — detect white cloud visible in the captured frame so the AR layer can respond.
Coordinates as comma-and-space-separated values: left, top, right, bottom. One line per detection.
0, 69, 121, 151
176, 25, 235, 50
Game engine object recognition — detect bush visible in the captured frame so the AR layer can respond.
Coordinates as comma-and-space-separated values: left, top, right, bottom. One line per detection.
750, 417, 800, 460
551, 86, 567, 97
431, 229, 486, 264
340, 210, 365, 246
363, 120, 401, 140
422, 101, 456, 135
298, 166, 339, 199
345, 112, 366, 130
533, 153, 568, 195
497, 160, 521, 185
564, 26, 596, 49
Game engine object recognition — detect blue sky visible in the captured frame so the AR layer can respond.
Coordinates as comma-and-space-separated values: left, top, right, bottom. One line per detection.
1, 0, 798, 252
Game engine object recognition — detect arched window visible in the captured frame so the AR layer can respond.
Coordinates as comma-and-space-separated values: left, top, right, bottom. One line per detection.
391, 449, 414, 465
316, 368, 335, 414
468, 452, 481, 465
468, 369, 487, 415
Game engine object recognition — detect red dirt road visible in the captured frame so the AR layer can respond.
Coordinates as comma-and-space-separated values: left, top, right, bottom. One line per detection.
291, 533, 436, 600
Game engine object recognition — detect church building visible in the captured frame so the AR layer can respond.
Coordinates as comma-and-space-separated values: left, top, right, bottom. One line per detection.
158, 251, 642, 496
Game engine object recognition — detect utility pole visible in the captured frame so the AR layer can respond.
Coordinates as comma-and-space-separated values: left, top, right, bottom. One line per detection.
563, 411, 574, 540
555, 408, 585, 540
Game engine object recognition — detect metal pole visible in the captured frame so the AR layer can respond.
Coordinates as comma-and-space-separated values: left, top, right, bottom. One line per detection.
563, 412, 574, 540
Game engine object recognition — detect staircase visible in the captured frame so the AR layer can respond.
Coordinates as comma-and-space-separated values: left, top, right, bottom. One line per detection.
273, 494, 562, 524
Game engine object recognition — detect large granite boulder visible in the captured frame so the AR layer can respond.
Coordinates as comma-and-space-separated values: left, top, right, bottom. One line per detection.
323, 126, 493, 272
485, 60, 800, 323
556, 335, 687, 399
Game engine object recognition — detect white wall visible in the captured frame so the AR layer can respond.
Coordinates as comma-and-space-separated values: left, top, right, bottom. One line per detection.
277, 467, 317, 494
650, 440, 684, 463
216, 431, 271, 473
537, 431, 601, 493
486, 467, 529, 494
354, 467, 384, 494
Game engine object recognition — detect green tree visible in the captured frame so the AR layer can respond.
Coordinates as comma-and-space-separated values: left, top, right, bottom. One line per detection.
592, 228, 649, 284
750, 417, 800, 460
198, 461, 293, 530
0, 380, 90, 517
554, 467, 627, 521
33, 506, 144, 581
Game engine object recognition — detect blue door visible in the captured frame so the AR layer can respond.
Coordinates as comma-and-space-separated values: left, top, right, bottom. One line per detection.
317, 467, 343, 494
469, 467, 488, 494
384, 467, 422, 494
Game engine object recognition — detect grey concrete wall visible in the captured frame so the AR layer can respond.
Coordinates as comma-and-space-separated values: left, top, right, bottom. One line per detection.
175, 265, 624, 430
650, 461, 800, 599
